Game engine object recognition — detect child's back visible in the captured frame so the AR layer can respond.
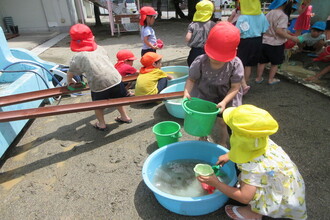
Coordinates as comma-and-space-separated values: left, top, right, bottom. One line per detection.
263, 9, 288, 45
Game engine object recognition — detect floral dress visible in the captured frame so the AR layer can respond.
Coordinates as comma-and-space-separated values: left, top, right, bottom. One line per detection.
237, 139, 307, 220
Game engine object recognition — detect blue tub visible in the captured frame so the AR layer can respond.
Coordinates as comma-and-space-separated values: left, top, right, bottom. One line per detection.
161, 66, 189, 86
160, 82, 185, 119
142, 141, 237, 216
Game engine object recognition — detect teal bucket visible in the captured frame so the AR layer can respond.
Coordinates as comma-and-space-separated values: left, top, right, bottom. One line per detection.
182, 98, 220, 137
152, 121, 182, 148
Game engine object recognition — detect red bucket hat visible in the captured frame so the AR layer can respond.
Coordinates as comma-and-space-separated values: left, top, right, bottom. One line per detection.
116, 50, 137, 61
139, 6, 157, 26
140, 52, 163, 73
70, 24, 97, 52
205, 22, 240, 62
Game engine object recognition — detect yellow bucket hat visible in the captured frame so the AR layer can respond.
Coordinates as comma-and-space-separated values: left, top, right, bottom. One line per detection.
239, 0, 262, 15
223, 105, 279, 163
193, 0, 214, 22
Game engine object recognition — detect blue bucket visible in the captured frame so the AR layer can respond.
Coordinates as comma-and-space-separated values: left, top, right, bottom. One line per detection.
159, 82, 185, 119
142, 141, 237, 216
161, 66, 189, 86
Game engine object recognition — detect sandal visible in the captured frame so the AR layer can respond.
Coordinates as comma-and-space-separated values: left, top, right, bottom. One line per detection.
115, 117, 133, 124
268, 78, 280, 85
93, 123, 108, 131
225, 205, 262, 220
255, 77, 264, 84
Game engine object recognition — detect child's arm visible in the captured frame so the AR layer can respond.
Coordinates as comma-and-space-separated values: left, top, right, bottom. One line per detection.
305, 65, 330, 81
216, 82, 240, 113
144, 36, 158, 50
276, 28, 300, 43
197, 175, 257, 204
185, 31, 192, 42
183, 78, 195, 99
67, 71, 75, 85
166, 74, 174, 80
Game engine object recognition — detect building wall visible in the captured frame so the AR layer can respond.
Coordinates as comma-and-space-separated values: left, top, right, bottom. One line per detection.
311, 1, 330, 23
0, 0, 78, 33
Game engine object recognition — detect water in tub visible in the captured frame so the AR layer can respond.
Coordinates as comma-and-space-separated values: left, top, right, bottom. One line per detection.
166, 72, 186, 79
153, 159, 230, 197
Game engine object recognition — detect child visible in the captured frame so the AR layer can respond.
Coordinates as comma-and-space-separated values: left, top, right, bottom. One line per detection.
235, 0, 269, 95
183, 22, 244, 147
185, 0, 215, 67
255, 0, 300, 85
227, 0, 240, 25
139, 6, 158, 56
114, 49, 139, 95
297, 21, 326, 54
197, 104, 307, 220
114, 49, 138, 77
134, 52, 173, 96
67, 24, 132, 131
294, 0, 314, 36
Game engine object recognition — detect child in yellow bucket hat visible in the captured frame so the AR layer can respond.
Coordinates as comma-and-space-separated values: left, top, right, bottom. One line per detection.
185, 0, 216, 66
197, 105, 307, 220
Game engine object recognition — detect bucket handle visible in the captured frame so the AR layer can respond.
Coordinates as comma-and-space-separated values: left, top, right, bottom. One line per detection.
171, 131, 182, 138
182, 97, 198, 115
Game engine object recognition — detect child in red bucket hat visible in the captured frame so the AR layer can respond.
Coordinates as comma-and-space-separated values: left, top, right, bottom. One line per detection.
197, 104, 307, 220
184, 21, 244, 147
135, 52, 173, 96
67, 24, 132, 131
115, 49, 139, 95
115, 49, 138, 77
139, 6, 160, 56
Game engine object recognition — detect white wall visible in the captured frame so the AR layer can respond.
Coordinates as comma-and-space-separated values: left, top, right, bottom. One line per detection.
0, 0, 78, 33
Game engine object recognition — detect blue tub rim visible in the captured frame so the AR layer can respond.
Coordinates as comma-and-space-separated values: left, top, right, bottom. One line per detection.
142, 140, 237, 202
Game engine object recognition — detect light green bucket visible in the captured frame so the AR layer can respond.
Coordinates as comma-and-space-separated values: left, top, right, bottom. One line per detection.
152, 121, 182, 148
182, 98, 220, 137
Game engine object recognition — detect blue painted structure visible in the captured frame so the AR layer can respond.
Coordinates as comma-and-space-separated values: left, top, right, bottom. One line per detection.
0, 26, 59, 158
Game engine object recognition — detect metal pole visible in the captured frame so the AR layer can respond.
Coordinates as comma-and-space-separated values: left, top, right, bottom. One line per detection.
107, 0, 115, 36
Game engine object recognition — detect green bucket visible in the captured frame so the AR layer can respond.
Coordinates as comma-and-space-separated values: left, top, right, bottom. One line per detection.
152, 121, 182, 148
182, 98, 220, 137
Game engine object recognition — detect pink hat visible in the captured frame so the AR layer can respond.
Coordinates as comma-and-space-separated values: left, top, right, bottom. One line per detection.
205, 22, 240, 62
139, 6, 157, 26
70, 24, 97, 52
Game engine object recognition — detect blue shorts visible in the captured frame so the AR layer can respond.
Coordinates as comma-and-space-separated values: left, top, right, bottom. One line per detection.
91, 82, 128, 101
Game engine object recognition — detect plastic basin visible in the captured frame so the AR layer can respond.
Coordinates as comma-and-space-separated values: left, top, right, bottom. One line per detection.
159, 82, 185, 119
161, 66, 189, 86
142, 141, 237, 216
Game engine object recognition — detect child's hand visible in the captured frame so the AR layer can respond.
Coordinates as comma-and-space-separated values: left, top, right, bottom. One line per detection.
167, 74, 174, 80
216, 101, 226, 113
217, 153, 229, 167
197, 174, 220, 187
183, 90, 191, 100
